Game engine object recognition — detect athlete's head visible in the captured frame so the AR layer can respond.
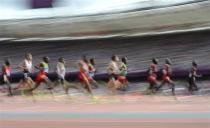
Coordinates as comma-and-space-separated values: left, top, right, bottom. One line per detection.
152, 58, 158, 65
122, 57, 127, 65
5, 59, 11, 66
111, 55, 119, 62
43, 56, 50, 63
165, 58, 172, 65
25, 53, 32, 61
58, 57, 65, 63
82, 56, 89, 64
90, 58, 95, 65
111, 55, 116, 61
192, 60, 197, 67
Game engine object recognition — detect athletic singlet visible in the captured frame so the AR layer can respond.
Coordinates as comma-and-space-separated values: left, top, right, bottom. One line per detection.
2, 65, 11, 77
23, 59, 32, 73
88, 63, 95, 77
149, 64, 157, 76
119, 62, 127, 76
88, 63, 95, 72
107, 61, 119, 75
163, 64, 171, 76
56, 62, 65, 78
78, 62, 91, 82
79, 61, 89, 76
189, 67, 197, 78
41, 62, 49, 73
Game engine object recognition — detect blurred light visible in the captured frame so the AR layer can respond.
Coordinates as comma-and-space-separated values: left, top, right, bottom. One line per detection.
0, 0, 201, 20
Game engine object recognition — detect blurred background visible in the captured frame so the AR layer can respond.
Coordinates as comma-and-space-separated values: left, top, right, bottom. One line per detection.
0, 0, 209, 39
0, 0, 206, 20
1, 2, 210, 128
0, 0, 210, 72
0, 0, 209, 72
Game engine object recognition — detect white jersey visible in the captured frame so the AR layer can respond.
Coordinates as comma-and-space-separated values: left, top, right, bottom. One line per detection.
107, 61, 120, 75
56, 62, 66, 79
23, 59, 33, 73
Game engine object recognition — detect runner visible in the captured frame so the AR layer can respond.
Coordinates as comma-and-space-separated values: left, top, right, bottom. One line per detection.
88, 58, 96, 79
107, 55, 120, 80
16, 53, 34, 89
78, 56, 92, 94
88, 58, 99, 88
157, 58, 175, 95
54, 57, 69, 94
188, 61, 201, 91
115, 57, 129, 91
107, 55, 120, 90
30, 56, 53, 93
147, 58, 159, 93
1, 59, 13, 96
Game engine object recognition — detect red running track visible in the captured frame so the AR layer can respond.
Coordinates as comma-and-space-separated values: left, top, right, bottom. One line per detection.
0, 94, 210, 128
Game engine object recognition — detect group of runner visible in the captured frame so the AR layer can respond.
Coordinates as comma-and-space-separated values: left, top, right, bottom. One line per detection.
71, 55, 128, 94
107, 55, 128, 92
147, 58, 201, 95
147, 58, 175, 95
1, 53, 200, 96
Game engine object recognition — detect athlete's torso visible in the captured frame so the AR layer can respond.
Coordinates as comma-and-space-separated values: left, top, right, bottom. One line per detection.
41, 62, 49, 73
23, 59, 32, 73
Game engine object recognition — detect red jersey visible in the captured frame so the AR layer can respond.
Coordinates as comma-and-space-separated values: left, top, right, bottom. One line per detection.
163, 64, 171, 76
148, 63, 158, 83
2, 65, 11, 77
162, 64, 172, 82
149, 64, 157, 77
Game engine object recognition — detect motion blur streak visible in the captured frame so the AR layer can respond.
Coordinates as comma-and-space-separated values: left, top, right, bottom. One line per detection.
0, 0, 208, 20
